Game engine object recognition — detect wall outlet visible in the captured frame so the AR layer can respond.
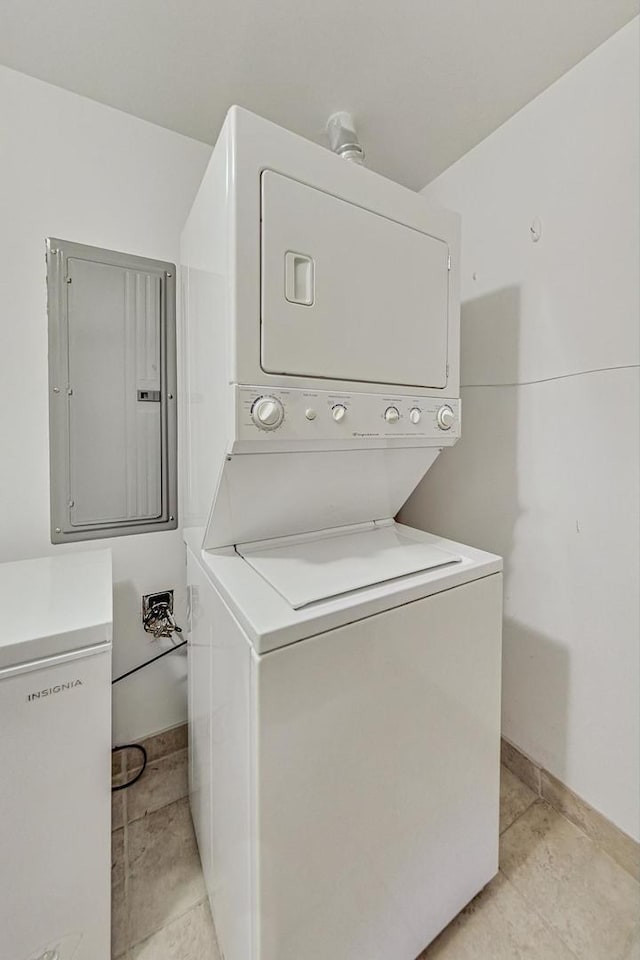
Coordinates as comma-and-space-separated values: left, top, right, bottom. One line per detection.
142, 590, 174, 621
142, 590, 182, 639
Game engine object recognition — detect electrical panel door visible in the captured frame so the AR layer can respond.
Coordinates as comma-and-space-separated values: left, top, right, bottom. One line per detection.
261, 171, 450, 389
68, 259, 162, 525
47, 239, 177, 542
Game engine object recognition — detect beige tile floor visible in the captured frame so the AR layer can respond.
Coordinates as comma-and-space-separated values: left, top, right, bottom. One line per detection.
112, 753, 640, 959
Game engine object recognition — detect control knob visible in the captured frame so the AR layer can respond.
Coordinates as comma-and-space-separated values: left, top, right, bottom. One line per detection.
332, 404, 347, 422
384, 406, 400, 423
409, 407, 421, 424
437, 405, 455, 430
251, 396, 284, 430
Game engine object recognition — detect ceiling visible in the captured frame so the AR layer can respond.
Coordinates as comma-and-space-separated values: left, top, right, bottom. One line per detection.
0, 0, 637, 189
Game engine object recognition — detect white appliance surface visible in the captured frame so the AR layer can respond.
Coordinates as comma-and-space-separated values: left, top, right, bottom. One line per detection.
186, 541, 503, 960
0, 549, 113, 669
202, 447, 442, 550
237, 521, 461, 608
186, 522, 501, 653
261, 170, 450, 389
181, 107, 501, 960
223, 108, 461, 399
181, 106, 461, 540
0, 550, 112, 960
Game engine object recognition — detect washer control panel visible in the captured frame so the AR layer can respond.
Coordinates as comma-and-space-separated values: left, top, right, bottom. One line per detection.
236, 386, 460, 442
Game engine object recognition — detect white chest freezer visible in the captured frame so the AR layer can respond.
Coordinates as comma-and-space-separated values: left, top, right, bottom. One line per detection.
0, 550, 113, 960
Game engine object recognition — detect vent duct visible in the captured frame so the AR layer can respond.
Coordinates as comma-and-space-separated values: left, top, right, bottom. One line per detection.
326, 111, 365, 165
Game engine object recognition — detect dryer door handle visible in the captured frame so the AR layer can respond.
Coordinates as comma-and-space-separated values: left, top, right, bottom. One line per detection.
284, 252, 314, 306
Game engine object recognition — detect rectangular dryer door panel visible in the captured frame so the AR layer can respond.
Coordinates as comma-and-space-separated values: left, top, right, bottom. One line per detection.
261, 171, 450, 389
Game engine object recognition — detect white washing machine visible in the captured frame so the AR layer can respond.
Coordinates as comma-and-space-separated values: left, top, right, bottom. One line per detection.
180, 108, 502, 960
185, 522, 502, 960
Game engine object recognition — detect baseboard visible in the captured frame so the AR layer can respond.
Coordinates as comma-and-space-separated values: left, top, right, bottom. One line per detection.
501, 737, 640, 882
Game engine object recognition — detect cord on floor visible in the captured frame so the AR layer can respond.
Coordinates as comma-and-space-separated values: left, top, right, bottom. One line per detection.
111, 743, 148, 792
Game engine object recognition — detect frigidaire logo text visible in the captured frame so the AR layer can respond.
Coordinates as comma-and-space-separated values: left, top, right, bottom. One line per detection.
27, 679, 83, 702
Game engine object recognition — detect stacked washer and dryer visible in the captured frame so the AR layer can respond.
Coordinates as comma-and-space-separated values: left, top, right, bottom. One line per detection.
180, 107, 502, 960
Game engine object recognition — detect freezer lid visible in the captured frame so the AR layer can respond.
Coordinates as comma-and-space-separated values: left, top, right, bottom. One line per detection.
236, 522, 461, 609
0, 550, 113, 671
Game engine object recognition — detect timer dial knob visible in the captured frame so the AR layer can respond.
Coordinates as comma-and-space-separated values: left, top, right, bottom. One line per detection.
384, 406, 400, 423
332, 404, 347, 422
251, 396, 284, 430
409, 407, 421, 424
437, 405, 455, 430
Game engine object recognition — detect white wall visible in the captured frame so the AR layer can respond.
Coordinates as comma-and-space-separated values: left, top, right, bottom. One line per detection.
0, 65, 210, 743
402, 20, 640, 839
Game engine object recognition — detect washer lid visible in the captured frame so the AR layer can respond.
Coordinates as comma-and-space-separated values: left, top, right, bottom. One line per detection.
237, 521, 461, 609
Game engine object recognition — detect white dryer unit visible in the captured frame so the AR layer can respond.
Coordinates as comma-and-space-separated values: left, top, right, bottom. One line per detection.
180, 107, 461, 547
180, 107, 502, 960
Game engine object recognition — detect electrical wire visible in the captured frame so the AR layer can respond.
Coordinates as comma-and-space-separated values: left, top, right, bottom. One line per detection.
111, 637, 187, 685
111, 630, 187, 790
111, 744, 148, 791
461, 362, 639, 389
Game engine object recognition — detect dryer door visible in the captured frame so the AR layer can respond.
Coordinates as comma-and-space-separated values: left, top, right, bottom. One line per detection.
261, 171, 450, 389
